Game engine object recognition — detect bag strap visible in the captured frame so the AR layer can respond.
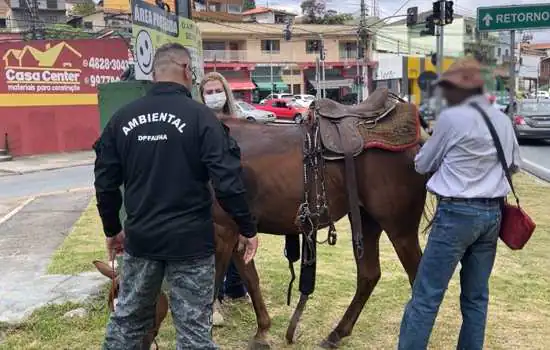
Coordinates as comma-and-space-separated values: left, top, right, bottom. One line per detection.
469, 102, 519, 206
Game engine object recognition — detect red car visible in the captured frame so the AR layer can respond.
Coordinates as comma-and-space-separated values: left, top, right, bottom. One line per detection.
254, 98, 308, 122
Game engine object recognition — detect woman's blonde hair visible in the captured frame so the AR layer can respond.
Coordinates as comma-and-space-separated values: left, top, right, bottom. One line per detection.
199, 71, 238, 117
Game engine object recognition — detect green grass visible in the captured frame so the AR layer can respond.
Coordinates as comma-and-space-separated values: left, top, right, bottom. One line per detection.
47, 200, 105, 275
3, 173, 550, 349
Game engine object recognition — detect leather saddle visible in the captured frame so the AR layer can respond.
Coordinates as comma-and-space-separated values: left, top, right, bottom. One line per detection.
314, 88, 398, 155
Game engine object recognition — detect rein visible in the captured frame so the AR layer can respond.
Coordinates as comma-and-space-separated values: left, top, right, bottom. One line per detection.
285, 111, 338, 306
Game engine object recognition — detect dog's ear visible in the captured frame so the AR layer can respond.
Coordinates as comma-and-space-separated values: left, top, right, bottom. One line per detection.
93, 260, 117, 279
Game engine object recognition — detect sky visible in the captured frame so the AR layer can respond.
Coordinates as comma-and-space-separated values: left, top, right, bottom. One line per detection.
264, 0, 549, 43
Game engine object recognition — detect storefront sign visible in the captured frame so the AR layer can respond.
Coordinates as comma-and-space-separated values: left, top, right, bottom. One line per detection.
374, 54, 403, 81
132, 0, 203, 83
0, 38, 128, 104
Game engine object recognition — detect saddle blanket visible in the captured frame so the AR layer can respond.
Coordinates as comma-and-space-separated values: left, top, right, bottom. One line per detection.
320, 102, 421, 159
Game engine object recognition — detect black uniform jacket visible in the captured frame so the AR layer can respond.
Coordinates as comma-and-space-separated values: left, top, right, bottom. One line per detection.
93, 82, 256, 260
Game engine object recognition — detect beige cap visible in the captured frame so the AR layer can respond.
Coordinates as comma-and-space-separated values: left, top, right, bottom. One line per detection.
433, 57, 485, 89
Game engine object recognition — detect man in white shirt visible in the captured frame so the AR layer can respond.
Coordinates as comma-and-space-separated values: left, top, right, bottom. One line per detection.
398, 57, 521, 350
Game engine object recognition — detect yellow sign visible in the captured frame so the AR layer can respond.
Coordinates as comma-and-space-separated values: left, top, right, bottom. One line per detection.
132, 0, 203, 84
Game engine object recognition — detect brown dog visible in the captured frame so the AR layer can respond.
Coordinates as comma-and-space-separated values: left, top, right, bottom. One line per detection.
93, 260, 169, 350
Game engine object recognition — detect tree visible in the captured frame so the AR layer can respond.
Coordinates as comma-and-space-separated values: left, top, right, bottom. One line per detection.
243, 0, 256, 11
24, 24, 94, 40
300, 1, 353, 25
301, 0, 326, 24
70, 1, 96, 17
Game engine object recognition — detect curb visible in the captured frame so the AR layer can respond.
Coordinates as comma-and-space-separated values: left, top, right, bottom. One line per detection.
521, 159, 550, 183
0, 161, 94, 176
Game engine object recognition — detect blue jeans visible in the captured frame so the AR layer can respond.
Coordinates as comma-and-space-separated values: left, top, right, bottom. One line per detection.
398, 198, 501, 350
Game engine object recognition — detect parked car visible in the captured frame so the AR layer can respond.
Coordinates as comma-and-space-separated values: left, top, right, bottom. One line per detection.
259, 93, 294, 104
510, 99, 550, 142
529, 91, 550, 99
235, 100, 276, 123
254, 98, 308, 122
292, 94, 315, 108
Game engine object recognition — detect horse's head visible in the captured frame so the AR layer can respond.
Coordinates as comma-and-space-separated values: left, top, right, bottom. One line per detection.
93, 260, 169, 350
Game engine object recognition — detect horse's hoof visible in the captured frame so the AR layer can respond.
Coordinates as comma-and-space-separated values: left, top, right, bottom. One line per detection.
319, 338, 339, 349
247, 338, 271, 350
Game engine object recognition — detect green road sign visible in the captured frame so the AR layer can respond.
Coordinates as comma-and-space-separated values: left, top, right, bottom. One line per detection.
477, 4, 550, 31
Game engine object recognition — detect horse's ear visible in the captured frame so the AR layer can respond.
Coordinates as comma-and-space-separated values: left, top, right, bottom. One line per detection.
93, 260, 117, 279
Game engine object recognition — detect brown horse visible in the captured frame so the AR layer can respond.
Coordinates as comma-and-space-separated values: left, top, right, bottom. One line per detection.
212, 102, 427, 348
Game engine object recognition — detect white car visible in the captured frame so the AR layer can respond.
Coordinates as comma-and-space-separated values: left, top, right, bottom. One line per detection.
259, 93, 293, 104
533, 91, 550, 99
235, 100, 276, 123
292, 94, 315, 108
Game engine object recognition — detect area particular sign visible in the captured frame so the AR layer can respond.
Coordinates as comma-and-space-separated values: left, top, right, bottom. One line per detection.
132, 0, 203, 83
477, 4, 550, 31
0, 39, 128, 95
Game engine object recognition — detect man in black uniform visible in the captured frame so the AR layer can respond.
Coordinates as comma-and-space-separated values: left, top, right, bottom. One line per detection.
94, 43, 258, 349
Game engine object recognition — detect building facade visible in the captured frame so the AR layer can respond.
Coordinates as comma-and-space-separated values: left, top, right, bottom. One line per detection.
5, 0, 67, 31
198, 22, 373, 102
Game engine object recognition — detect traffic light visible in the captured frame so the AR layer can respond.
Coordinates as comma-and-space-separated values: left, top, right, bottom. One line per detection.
445, 1, 454, 24
432, 0, 442, 25
431, 53, 437, 66
421, 15, 436, 36
406, 6, 418, 27
283, 19, 292, 41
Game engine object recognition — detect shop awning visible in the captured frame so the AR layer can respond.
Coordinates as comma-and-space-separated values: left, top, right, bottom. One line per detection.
227, 79, 256, 91
308, 77, 354, 90
254, 81, 289, 91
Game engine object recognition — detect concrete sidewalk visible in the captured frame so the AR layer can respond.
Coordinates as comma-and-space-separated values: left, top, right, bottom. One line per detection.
0, 191, 105, 324
0, 151, 94, 176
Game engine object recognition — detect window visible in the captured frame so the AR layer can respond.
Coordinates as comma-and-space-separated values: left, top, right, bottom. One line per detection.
497, 47, 501, 56
227, 4, 241, 13
465, 24, 473, 35
261, 40, 280, 53
273, 101, 288, 108
46, 0, 57, 9
83, 21, 93, 29
505, 49, 509, 56
203, 41, 225, 50
306, 40, 321, 54
0, 19, 5, 28
293, 84, 300, 94
339, 41, 357, 59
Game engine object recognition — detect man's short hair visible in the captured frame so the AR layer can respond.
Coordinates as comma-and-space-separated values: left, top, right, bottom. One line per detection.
152, 43, 192, 74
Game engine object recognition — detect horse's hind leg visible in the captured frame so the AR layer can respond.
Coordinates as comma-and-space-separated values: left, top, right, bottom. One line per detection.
320, 208, 383, 349
233, 250, 272, 350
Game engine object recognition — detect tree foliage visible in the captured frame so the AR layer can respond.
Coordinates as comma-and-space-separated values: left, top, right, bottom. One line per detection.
24, 24, 94, 41
70, 2, 96, 17
300, 0, 353, 24
243, 0, 256, 11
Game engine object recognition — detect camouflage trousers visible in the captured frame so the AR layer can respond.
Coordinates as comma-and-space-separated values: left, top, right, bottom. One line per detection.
103, 252, 218, 350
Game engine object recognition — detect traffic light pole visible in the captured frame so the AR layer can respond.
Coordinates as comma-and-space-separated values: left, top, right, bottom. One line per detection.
435, 0, 445, 116
509, 30, 516, 115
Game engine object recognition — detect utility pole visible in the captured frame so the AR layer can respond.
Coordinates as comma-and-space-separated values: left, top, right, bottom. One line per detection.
319, 34, 326, 98
434, 0, 445, 115
270, 39, 274, 97
509, 30, 516, 114
357, 0, 368, 103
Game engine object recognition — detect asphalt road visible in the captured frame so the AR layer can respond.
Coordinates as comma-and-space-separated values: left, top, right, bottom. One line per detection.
0, 165, 94, 200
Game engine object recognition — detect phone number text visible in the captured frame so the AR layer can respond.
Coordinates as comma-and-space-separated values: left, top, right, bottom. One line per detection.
85, 75, 121, 87
84, 57, 129, 71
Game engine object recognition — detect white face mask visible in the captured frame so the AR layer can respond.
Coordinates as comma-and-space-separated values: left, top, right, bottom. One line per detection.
204, 92, 227, 110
